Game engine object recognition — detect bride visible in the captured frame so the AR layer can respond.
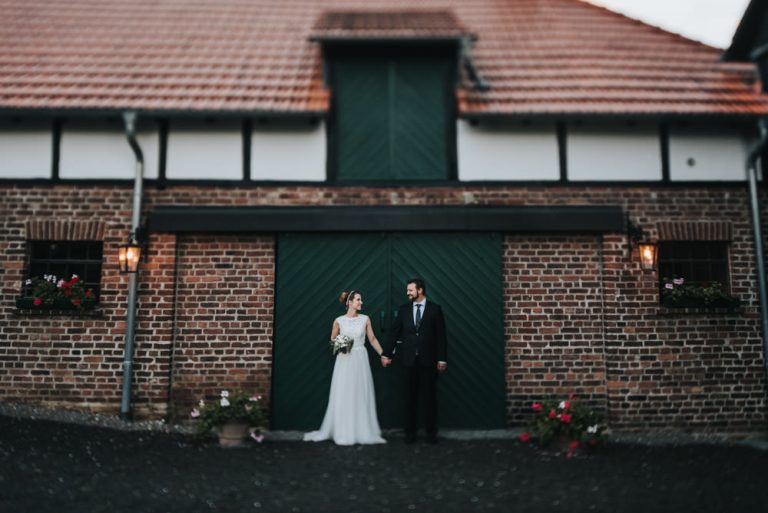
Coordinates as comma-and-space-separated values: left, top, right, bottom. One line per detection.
303, 290, 387, 445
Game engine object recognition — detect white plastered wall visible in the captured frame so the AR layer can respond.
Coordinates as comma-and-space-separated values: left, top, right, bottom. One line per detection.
669, 125, 752, 181
250, 120, 326, 181
60, 120, 159, 179
456, 120, 559, 181
166, 120, 242, 180
567, 122, 662, 181
0, 120, 53, 178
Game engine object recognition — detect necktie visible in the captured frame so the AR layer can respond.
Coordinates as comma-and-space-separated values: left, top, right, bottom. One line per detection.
415, 304, 422, 327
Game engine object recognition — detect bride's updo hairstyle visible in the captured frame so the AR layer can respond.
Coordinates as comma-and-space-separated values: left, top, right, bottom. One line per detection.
339, 290, 359, 306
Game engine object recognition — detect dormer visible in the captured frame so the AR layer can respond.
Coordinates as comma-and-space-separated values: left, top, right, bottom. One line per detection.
310, 10, 475, 182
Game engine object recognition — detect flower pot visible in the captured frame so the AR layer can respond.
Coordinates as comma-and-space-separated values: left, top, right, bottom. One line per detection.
217, 422, 250, 448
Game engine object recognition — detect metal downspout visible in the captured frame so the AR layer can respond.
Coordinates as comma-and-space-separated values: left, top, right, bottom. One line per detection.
460, 37, 490, 92
120, 111, 144, 421
746, 118, 768, 392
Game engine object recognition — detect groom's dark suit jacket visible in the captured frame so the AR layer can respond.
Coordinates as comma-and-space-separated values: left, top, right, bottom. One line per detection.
385, 301, 447, 367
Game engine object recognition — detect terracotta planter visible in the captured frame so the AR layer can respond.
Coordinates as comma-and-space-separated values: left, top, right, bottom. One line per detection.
217, 422, 250, 448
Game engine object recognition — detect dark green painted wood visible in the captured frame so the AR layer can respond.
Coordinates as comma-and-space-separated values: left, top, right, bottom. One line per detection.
390, 233, 506, 428
333, 56, 450, 181
272, 233, 389, 430
272, 233, 505, 430
391, 58, 451, 180
334, 59, 391, 180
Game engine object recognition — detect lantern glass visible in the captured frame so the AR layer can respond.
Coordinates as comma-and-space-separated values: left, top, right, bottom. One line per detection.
638, 242, 656, 271
118, 242, 142, 273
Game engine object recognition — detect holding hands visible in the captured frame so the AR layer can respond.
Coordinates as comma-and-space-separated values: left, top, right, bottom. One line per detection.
380, 355, 392, 367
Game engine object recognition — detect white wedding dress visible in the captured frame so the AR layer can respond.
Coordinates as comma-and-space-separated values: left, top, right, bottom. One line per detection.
303, 314, 386, 445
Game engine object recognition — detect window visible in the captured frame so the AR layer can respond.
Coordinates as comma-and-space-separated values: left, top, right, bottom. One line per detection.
330, 45, 455, 181
27, 241, 103, 297
658, 241, 730, 291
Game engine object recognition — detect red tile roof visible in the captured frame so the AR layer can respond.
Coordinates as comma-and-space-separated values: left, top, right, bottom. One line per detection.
310, 10, 473, 41
0, 0, 764, 116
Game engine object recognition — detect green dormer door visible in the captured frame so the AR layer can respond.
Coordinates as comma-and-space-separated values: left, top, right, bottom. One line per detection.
333, 52, 454, 181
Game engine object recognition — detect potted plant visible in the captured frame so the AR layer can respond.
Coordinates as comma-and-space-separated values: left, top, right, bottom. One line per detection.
519, 394, 607, 458
661, 277, 740, 309
16, 274, 97, 311
190, 390, 266, 447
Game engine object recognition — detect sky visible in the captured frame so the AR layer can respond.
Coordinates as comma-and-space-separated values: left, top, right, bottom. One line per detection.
586, 0, 751, 49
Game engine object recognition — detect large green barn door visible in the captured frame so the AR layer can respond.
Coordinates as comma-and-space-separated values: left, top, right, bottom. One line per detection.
390, 58, 451, 180
334, 58, 391, 181
272, 233, 505, 430
333, 53, 451, 181
272, 233, 388, 430
390, 233, 506, 428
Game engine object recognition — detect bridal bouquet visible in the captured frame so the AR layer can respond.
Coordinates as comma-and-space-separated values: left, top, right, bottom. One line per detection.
330, 334, 353, 356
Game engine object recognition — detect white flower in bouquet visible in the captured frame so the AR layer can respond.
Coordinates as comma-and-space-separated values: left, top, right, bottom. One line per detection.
330, 334, 353, 356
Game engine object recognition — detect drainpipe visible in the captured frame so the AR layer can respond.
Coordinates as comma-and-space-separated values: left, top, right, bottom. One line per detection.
461, 37, 490, 92
746, 118, 768, 390
119, 111, 144, 421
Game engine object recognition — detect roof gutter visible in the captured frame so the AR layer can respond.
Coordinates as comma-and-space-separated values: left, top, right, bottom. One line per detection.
0, 107, 327, 120
119, 111, 145, 421
746, 117, 768, 396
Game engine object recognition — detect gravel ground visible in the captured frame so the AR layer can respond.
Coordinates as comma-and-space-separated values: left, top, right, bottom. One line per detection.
1, 404, 767, 513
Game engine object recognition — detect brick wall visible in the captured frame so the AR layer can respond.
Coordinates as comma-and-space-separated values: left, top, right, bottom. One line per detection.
504, 235, 608, 424
0, 186, 133, 413
0, 182, 766, 433
165, 235, 274, 420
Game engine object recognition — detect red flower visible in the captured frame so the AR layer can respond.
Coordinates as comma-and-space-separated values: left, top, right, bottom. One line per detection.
548, 409, 557, 419
85, 289, 94, 298
519, 432, 531, 442
566, 440, 580, 459
70, 276, 79, 284
560, 413, 572, 423
532, 402, 542, 411
71, 299, 82, 306
33, 297, 42, 306
562, 400, 571, 410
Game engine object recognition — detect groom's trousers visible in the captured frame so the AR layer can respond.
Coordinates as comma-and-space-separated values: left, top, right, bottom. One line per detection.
404, 363, 438, 437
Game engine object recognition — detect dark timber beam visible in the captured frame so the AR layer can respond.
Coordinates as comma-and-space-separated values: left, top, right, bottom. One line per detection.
148, 205, 625, 233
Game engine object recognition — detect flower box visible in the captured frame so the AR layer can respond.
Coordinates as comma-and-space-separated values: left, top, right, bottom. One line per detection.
661, 296, 741, 310
661, 277, 740, 311
16, 274, 98, 312
15, 297, 97, 311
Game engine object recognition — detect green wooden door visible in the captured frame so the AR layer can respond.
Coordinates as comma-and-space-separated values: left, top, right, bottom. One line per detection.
334, 58, 392, 181
333, 55, 452, 181
272, 233, 389, 430
272, 233, 505, 430
389, 234, 506, 428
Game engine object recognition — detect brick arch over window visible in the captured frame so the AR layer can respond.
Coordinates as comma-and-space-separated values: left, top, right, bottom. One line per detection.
25, 220, 105, 241
656, 221, 732, 241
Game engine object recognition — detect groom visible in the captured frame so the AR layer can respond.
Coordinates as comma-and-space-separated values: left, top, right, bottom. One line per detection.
381, 278, 447, 444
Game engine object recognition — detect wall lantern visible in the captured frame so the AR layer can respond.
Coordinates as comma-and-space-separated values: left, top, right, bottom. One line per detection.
637, 241, 657, 271
118, 234, 142, 273
627, 219, 657, 272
